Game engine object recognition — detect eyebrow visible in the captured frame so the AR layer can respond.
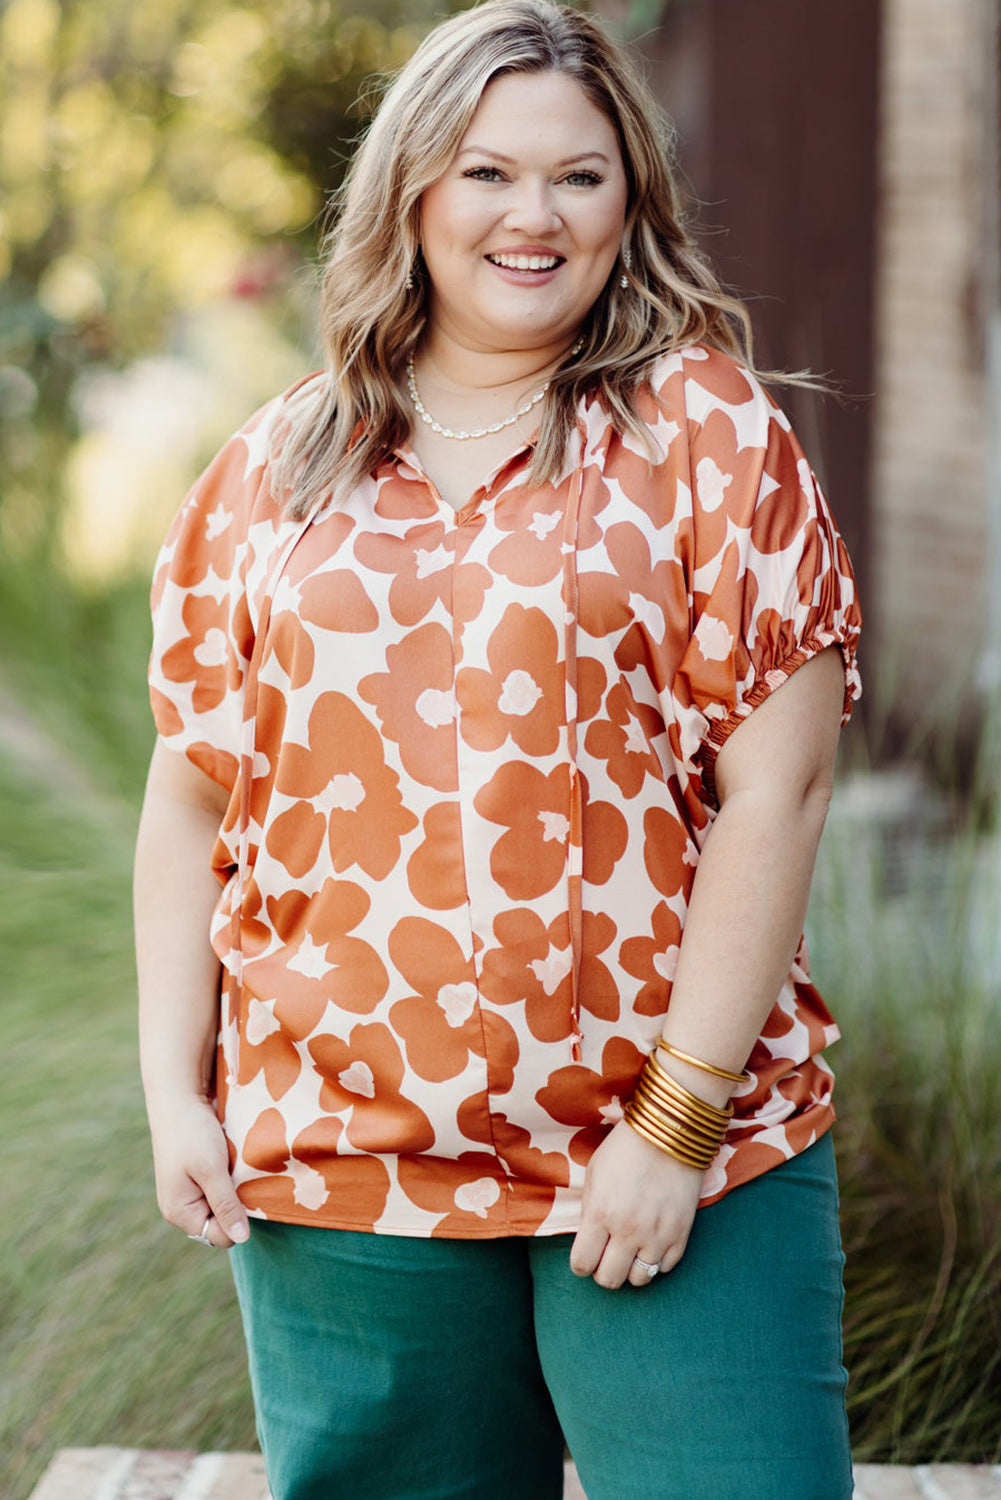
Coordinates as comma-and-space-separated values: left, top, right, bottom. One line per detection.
456, 147, 611, 166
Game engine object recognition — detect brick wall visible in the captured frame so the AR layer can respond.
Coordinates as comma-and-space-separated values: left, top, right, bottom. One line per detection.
870, 0, 994, 726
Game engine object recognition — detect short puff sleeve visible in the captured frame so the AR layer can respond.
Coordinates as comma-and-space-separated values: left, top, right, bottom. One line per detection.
148, 395, 287, 791
669, 348, 862, 807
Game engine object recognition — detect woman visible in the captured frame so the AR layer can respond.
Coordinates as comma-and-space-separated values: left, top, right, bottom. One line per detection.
135, 3, 862, 1497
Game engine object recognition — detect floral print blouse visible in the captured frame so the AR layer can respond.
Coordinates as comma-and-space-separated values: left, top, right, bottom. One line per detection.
149, 342, 862, 1237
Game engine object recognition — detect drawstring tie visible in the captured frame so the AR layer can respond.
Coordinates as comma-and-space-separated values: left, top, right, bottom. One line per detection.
561, 421, 588, 1062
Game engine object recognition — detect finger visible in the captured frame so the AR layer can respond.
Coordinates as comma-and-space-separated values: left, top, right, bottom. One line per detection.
199, 1167, 250, 1246
659, 1236, 689, 1275
186, 1210, 217, 1247
569, 1222, 609, 1278
627, 1249, 663, 1288
591, 1238, 637, 1290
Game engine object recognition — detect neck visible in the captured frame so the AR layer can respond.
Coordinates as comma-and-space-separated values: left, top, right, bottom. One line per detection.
419, 325, 580, 395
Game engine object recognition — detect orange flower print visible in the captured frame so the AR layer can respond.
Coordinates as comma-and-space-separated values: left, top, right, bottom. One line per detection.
309, 1022, 435, 1154
237, 1112, 394, 1223
354, 518, 491, 628
242, 1106, 291, 1174
234, 991, 303, 1100
149, 687, 183, 737
453, 1015, 522, 1117
585, 682, 665, 798
750, 610, 808, 680
474, 763, 571, 900
270, 691, 418, 881
580, 796, 628, 885
480, 908, 617, 1036
160, 592, 236, 713
397, 1145, 560, 1236
535, 1036, 646, 1164
491, 1114, 571, 1190
397, 1152, 510, 1234
579, 520, 689, 695
243, 878, 389, 1027
487, 471, 609, 586
749, 449, 812, 555
479, 910, 574, 1043
229, 680, 286, 833
618, 900, 683, 1016
237, 1109, 326, 1220
642, 804, 695, 901
406, 802, 468, 910
296, 567, 380, 634
359, 622, 458, 793
457, 603, 565, 756
388, 917, 484, 1083
579, 910, 620, 1022
292, 1119, 392, 1220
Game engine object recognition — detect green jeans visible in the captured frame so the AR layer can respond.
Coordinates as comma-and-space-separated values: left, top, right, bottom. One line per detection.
230, 1133, 852, 1500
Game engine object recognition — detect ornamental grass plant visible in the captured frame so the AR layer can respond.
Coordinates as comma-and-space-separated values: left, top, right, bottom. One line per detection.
0, 558, 998, 1497
810, 765, 1001, 1463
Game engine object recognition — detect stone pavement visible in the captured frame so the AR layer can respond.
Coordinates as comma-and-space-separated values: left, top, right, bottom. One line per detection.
25, 1449, 1001, 1499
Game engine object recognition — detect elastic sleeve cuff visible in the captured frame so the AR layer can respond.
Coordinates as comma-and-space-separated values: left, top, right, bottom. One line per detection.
696, 633, 861, 808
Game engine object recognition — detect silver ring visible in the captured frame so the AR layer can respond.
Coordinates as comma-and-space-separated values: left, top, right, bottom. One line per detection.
632, 1255, 659, 1280
187, 1215, 215, 1248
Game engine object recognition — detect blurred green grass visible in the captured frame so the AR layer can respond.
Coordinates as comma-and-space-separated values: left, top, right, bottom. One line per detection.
1, 559, 999, 1498
0, 570, 256, 1500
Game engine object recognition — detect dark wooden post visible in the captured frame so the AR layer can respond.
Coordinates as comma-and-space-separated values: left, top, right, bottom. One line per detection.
637, 0, 881, 589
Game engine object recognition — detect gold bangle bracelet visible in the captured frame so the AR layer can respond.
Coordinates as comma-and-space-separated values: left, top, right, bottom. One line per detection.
624, 1111, 710, 1171
625, 1091, 724, 1156
639, 1074, 732, 1128
631, 1079, 725, 1148
633, 1110, 719, 1168
630, 1102, 724, 1164
644, 1055, 734, 1123
624, 1113, 703, 1168
627, 1087, 728, 1159
623, 1103, 717, 1170
647, 1050, 735, 1118
655, 1039, 746, 1084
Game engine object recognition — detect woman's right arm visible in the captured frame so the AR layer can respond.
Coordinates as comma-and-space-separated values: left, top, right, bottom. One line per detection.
134, 737, 250, 1248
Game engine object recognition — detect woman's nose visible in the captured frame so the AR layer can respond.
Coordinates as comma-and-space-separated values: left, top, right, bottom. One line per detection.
503, 180, 562, 235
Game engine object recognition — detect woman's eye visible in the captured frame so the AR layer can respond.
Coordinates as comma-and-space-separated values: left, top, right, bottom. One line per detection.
462, 166, 504, 182
563, 170, 603, 187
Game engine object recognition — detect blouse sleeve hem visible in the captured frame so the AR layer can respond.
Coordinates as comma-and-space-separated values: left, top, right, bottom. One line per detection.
696, 632, 861, 807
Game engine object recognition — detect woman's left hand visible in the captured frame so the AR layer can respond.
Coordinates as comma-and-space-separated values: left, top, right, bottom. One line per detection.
569, 1120, 705, 1289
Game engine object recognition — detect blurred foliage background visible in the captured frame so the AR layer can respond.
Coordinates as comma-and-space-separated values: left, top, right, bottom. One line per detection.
0, 0, 455, 583
1, 1, 999, 1496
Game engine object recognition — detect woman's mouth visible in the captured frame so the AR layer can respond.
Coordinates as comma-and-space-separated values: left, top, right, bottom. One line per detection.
486, 252, 564, 275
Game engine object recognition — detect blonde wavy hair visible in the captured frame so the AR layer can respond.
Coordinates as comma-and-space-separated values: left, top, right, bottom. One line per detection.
276, 0, 807, 518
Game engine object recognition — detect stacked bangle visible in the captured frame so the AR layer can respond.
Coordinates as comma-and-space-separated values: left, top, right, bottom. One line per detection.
655, 1038, 747, 1084
623, 1047, 733, 1172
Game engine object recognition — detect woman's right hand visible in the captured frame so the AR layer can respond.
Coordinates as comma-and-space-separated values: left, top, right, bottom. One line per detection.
147, 1094, 250, 1248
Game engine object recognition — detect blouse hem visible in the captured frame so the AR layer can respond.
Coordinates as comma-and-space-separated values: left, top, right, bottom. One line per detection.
234, 1104, 837, 1237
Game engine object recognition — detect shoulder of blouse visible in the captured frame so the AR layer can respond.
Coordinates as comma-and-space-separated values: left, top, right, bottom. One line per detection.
644, 341, 778, 446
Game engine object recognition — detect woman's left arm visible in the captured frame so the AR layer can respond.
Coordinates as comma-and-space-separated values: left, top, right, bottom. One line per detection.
570, 644, 847, 1289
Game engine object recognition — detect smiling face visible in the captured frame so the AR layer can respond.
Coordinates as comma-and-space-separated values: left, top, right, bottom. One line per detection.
419, 70, 630, 354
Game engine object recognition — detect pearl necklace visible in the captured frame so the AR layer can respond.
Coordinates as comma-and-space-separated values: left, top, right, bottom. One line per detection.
406, 341, 583, 442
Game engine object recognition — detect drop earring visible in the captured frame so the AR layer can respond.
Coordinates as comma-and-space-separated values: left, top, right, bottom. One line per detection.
620, 245, 632, 290
405, 247, 420, 293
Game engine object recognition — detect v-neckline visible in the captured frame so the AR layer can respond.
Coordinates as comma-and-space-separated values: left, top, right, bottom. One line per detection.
393, 432, 538, 522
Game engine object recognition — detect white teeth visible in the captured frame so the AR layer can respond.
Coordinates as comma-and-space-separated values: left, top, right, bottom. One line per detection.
488, 253, 560, 271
